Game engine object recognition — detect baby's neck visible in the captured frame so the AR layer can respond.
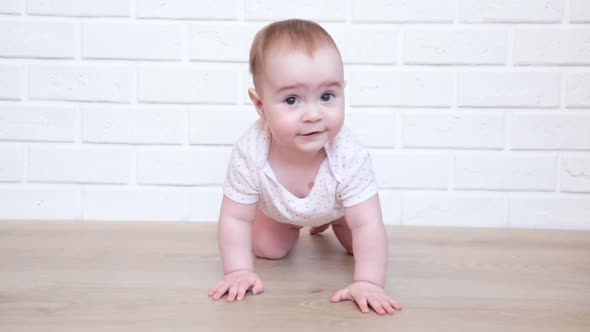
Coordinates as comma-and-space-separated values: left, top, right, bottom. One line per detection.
268, 142, 326, 167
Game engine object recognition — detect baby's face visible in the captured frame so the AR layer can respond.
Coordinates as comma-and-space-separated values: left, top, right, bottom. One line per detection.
255, 43, 345, 155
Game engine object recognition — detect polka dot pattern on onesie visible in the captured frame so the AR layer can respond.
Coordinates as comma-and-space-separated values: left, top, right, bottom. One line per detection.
223, 119, 378, 227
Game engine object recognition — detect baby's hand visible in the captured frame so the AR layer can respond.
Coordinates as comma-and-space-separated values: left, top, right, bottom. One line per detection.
208, 270, 264, 302
331, 281, 403, 315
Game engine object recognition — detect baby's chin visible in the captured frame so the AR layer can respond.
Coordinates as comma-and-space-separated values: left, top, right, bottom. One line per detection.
293, 141, 330, 154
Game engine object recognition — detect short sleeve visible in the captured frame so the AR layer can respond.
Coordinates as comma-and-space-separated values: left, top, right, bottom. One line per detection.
223, 144, 260, 204
337, 149, 378, 208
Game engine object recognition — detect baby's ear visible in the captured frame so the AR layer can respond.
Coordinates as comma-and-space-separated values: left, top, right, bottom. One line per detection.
248, 88, 265, 119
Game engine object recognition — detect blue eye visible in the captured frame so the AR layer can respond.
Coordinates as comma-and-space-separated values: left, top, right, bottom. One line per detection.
321, 93, 335, 102
284, 96, 298, 105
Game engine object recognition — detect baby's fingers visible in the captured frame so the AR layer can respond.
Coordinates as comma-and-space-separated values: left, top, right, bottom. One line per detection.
381, 294, 403, 311
331, 288, 352, 303
382, 300, 396, 314
356, 297, 370, 314
227, 283, 239, 302
208, 281, 225, 297
211, 283, 230, 301
368, 298, 386, 315
251, 278, 264, 295
235, 280, 251, 301
388, 297, 403, 311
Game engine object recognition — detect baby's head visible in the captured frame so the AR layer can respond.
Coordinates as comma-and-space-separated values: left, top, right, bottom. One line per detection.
248, 19, 345, 154
249, 19, 342, 89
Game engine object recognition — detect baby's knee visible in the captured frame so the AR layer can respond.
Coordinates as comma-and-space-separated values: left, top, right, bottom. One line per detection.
252, 244, 289, 260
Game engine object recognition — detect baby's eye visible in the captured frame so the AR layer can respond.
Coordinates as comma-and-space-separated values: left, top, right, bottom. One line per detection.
284, 96, 299, 105
321, 93, 335, 102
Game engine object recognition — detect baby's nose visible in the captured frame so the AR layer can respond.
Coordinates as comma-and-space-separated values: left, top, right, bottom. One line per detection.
302, 105, 321, 122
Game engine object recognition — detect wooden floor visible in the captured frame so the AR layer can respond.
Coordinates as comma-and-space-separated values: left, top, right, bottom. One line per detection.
0, 221, 589, 332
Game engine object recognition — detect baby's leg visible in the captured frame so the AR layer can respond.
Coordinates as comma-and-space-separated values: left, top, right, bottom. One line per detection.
252, 205, 301, 260
331, 217, 354, 255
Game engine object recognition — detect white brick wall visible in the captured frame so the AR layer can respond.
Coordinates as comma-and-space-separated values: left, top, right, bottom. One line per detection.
0, 0, 23, 15
27, 0, 130, 17
403, 29, 507, 65
0, 145, 23, 182
351, 0, 455, 23
0, 21, 76, 58
0, 65, 23, 100
458, 72, 561, 107
136, 0, 239, 20
0, 0, 589, 230
29, 65, 134, 102
0, 105, 77, 141
137, 67, 239, 103
459, 0, 565, 23
570, 0, 590, 22
83, 23, 184, 61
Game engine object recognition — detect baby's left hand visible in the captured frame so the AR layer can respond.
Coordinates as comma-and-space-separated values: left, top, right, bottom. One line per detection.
331, 281, 403, 315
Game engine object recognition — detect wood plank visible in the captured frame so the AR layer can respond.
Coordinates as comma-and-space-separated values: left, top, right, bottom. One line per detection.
0, 222, 588, 331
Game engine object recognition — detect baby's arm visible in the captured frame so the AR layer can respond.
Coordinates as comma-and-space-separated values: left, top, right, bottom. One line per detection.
331, 195, 403, 315
208, 196, 263, 302
347, 194, 387, 286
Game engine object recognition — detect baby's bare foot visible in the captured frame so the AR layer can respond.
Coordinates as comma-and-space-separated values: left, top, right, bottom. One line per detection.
309, 224, 330, 235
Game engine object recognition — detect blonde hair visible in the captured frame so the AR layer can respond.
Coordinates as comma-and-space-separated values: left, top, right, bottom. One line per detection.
249, 19, 340, 87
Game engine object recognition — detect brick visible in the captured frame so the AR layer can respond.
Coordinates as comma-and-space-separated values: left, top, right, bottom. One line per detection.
27, 0, 129, 17
0, 105, 76, 142
378, 190, 401, 225
82, 105, 185, 145
190, 23, 261, 62
189, 108, 258, 145
454, 154, 556, 191
187, 187, 223, 222
404, 29, 507, 65
560, 156, 590, 193
138, 67, 238, 104
137, 147, 231, 185
402, 111, 504, 149
570, 0, 590, 22
458, 72, 560, 108
511, 113, 590, 150
137, 0, 239, 19
29, 64, 133, 103
509, 196, 590, 230
0, 64, 23, 100
245, 0, 345, 22
350, 71, 454, 107
83, 23, 183, 60
28, 146, 133, 184
0, 20, 75, 58
403, 192, 506, 227
0, 0, 22, 14
351, 0, 454, 23
327, 26, 398, 64
514, 28, 590, 65
566, 72, 590, 108
459, 0, 564, 23
84, 188, 186, 221
0, 186, 81, 220
346, 108, 396, 148
0, 145, 23, 182
370, 150, 449, 189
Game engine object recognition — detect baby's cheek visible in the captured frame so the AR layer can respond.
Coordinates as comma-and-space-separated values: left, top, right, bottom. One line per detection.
273, 120, 296, 138
327, 111, 345, 133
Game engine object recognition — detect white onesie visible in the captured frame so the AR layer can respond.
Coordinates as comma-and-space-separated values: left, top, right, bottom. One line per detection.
223, 119, 378, 227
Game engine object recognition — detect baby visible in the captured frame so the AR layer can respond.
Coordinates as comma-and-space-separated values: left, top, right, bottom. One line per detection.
208, 19, 402, 315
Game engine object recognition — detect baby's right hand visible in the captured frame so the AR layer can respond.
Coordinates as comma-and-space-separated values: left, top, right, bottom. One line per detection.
208, 270, 264, 302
